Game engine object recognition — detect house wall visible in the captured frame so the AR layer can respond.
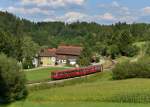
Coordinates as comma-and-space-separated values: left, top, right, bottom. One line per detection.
57, 59, 67, 65
56, 55, 79, 65
40, 57, 56, 66
68, 59, 76, 65
32, 58, 38, 67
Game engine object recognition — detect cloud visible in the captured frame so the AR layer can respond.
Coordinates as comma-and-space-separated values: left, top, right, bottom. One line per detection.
112, 1, 120, 7
98, 1, 138, 23
58, 11, 87, 22
6, 6, 54, 15
98, 13, 115, 21
117, 16, 138, 23
21, 0, 86, 7
44, 11, 117, 23
99, 1, 130, 15
142, 7, 150, 15
44, 11, 90, 23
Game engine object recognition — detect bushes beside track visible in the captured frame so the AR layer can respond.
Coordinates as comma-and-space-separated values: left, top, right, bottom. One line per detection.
112, 56, 150, 80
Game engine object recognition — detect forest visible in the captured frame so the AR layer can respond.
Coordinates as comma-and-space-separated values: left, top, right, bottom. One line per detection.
0, 11, 150, 67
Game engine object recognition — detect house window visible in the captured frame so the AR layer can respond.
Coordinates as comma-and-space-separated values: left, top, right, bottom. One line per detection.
62, 60, 67, 64
51, 57, 56, 62
69, 59, 76, 65
40, 61, 43, 65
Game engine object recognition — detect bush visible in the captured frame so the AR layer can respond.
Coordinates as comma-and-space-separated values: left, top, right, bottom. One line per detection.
112, 56, 150, 80
122, 45, 139, 57
22, 58, 34, 69
0, 54, 28, 103
107, 45, 120, 59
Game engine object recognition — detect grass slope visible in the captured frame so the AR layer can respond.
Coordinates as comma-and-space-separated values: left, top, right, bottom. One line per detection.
28, 77, 150, 103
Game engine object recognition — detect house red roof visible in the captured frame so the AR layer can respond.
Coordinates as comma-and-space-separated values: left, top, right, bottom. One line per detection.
39, 48, 56, 57
56, 45, 83, 56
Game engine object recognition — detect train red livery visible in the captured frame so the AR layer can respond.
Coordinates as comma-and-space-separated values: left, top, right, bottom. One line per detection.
51, 65, 103, 80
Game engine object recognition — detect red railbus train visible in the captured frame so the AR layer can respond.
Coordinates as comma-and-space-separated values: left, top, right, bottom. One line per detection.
51, 65, 103, 80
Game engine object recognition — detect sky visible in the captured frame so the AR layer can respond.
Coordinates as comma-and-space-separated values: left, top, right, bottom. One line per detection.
0, 0, 150, 24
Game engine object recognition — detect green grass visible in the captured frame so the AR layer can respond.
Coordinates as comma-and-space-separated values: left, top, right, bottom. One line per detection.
24, 67, 66, 83
116, 56, 132, 63
27, 76, 150, 103
6, 102, 150, 107
133, 41, 146, 47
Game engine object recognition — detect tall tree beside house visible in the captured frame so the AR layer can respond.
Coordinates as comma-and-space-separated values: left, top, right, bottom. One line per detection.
77, 47, 92, 66
22, 36, 40, 69
0, 54, 27, 103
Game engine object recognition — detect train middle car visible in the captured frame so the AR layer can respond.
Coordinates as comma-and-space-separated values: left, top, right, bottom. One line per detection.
51, 65, 103, 80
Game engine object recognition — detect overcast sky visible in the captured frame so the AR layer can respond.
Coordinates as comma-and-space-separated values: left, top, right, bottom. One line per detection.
0, 0, 150, 24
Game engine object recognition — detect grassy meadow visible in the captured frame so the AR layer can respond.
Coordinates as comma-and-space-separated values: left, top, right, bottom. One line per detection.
24, 67, 67, 83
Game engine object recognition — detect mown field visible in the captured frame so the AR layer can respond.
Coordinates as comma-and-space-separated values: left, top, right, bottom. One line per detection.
4, 71, 150, 107
24, 67, 67, 83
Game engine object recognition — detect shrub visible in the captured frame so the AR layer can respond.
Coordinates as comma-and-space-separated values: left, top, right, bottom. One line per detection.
122, 45, 139, 57
107, 45, 120, 59
22, 58, 34, 69
0, 54, 28, 103
112, 56, 150, 80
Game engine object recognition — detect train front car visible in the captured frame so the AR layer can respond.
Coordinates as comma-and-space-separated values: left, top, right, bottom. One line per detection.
95, 64, 103, 72
51, 71, 58, 80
